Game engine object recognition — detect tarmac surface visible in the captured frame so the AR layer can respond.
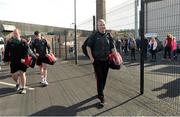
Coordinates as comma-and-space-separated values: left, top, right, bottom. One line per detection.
0, 53, 180, 116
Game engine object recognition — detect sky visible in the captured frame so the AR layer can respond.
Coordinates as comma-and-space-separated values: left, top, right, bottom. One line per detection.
0, 0, 131, 28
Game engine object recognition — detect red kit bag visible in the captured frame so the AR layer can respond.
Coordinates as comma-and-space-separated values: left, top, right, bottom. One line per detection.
108, 52, 123, 70
44, 53, 57, 65
23, 55, 36, 68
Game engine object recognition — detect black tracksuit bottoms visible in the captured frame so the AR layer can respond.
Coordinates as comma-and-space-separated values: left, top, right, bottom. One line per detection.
93, 60, 109, 98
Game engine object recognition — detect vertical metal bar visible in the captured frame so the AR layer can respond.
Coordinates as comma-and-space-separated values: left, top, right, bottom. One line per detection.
59, 34, 61, 58
64, 30, 67, 60
135, 0, 139, 39
145, 1, 148, 33
74, 0, 78, 64
55, 37, 57, 56
93, 16, 96, 32
52, 38, 54, 54
140, 0, 145, 95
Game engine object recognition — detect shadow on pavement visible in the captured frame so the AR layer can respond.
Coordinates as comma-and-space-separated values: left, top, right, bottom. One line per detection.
0, 74, 11, 80
48, 73, 94, 84
93, 94, 141, 116
27, 82, 47, 88
0, 87, 17, 97
30, 95, 103, 116
152, 78, 180, 98
78, 63, 92, 66
151, 66, 180, 74
67, 55, 89, 61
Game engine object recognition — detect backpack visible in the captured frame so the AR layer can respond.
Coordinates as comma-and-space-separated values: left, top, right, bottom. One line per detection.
81, 32, 97, 57
82, 37, 89, 57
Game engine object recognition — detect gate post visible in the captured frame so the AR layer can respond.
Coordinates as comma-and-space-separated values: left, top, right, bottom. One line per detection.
140, 0, 145, 95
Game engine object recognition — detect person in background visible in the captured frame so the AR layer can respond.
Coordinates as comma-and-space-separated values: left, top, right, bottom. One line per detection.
163, 33, 173, 59
0, 48, 3, 64
115, 39, 122, 53
144, 37, 148, 60
26, 36, 36, 58
86, 19, 116, 106
129, 38, 136, 60
0, 48, 3, 70
124, 39, 129, 55
149, 37, 157, 62
171, 36, 177, 60
3, 29, 28, 94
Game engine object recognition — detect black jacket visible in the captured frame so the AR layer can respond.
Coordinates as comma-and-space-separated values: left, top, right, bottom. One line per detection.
3, 38, 28, 63
31, 38, 50, 57
87, 31, 115, 61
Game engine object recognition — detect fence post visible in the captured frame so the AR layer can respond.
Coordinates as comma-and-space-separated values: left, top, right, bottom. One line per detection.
140, 0, 145, 95
52, 38, 54, 54
59, 34, 61, 58
135, 0, 139, 39
93, 16, 96, 32
74, 0, 78, 64
64, 30, 67, 60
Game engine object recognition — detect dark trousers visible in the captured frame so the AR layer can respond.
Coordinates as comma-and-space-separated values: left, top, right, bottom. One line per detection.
130, 48, 136, 60
93, 60, 109, 98
164, 46, 171, 59
144, 48, 148, 60
150, 49, 156, 60
172, 50, 177, 60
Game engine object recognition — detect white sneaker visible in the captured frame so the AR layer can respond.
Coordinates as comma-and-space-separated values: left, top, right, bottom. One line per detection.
20, 88, 26, 94
40, 78, 45, 84
41, 78, 48, 86
44, 80, 48, 85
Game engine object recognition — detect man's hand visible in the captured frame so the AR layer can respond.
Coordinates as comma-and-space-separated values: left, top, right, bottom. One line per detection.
90, 57, 94, 64
86, 46, 94, 64
46, 54, 50, 57
21, 59, 25, 63
35, 53, 39, 57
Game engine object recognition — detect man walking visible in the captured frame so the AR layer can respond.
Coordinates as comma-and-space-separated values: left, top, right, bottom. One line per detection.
3, 29, 28, 94
31, 31, 50, 86
86, 19, 116, 105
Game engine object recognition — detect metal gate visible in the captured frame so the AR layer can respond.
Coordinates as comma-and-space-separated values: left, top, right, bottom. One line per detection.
142, 0, 180, 113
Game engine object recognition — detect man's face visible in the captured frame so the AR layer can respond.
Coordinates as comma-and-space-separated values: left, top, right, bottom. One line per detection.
98, 20, 106, 33
36, 33, 41, 39
13, 29, 21, 38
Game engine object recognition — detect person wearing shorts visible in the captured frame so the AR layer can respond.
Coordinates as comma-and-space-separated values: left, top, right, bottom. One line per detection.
31, 31, 50, 86
3, 29, 28, 94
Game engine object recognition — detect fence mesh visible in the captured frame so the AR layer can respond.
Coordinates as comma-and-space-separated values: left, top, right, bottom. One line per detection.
144, 0, 180, 113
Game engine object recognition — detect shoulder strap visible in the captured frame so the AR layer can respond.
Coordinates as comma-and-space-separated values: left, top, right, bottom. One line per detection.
90, 31, 98, 39
106, 32, 114, 44
42, 38, 47, 42
88, 31, 98, 49
107, 32, 113, 39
